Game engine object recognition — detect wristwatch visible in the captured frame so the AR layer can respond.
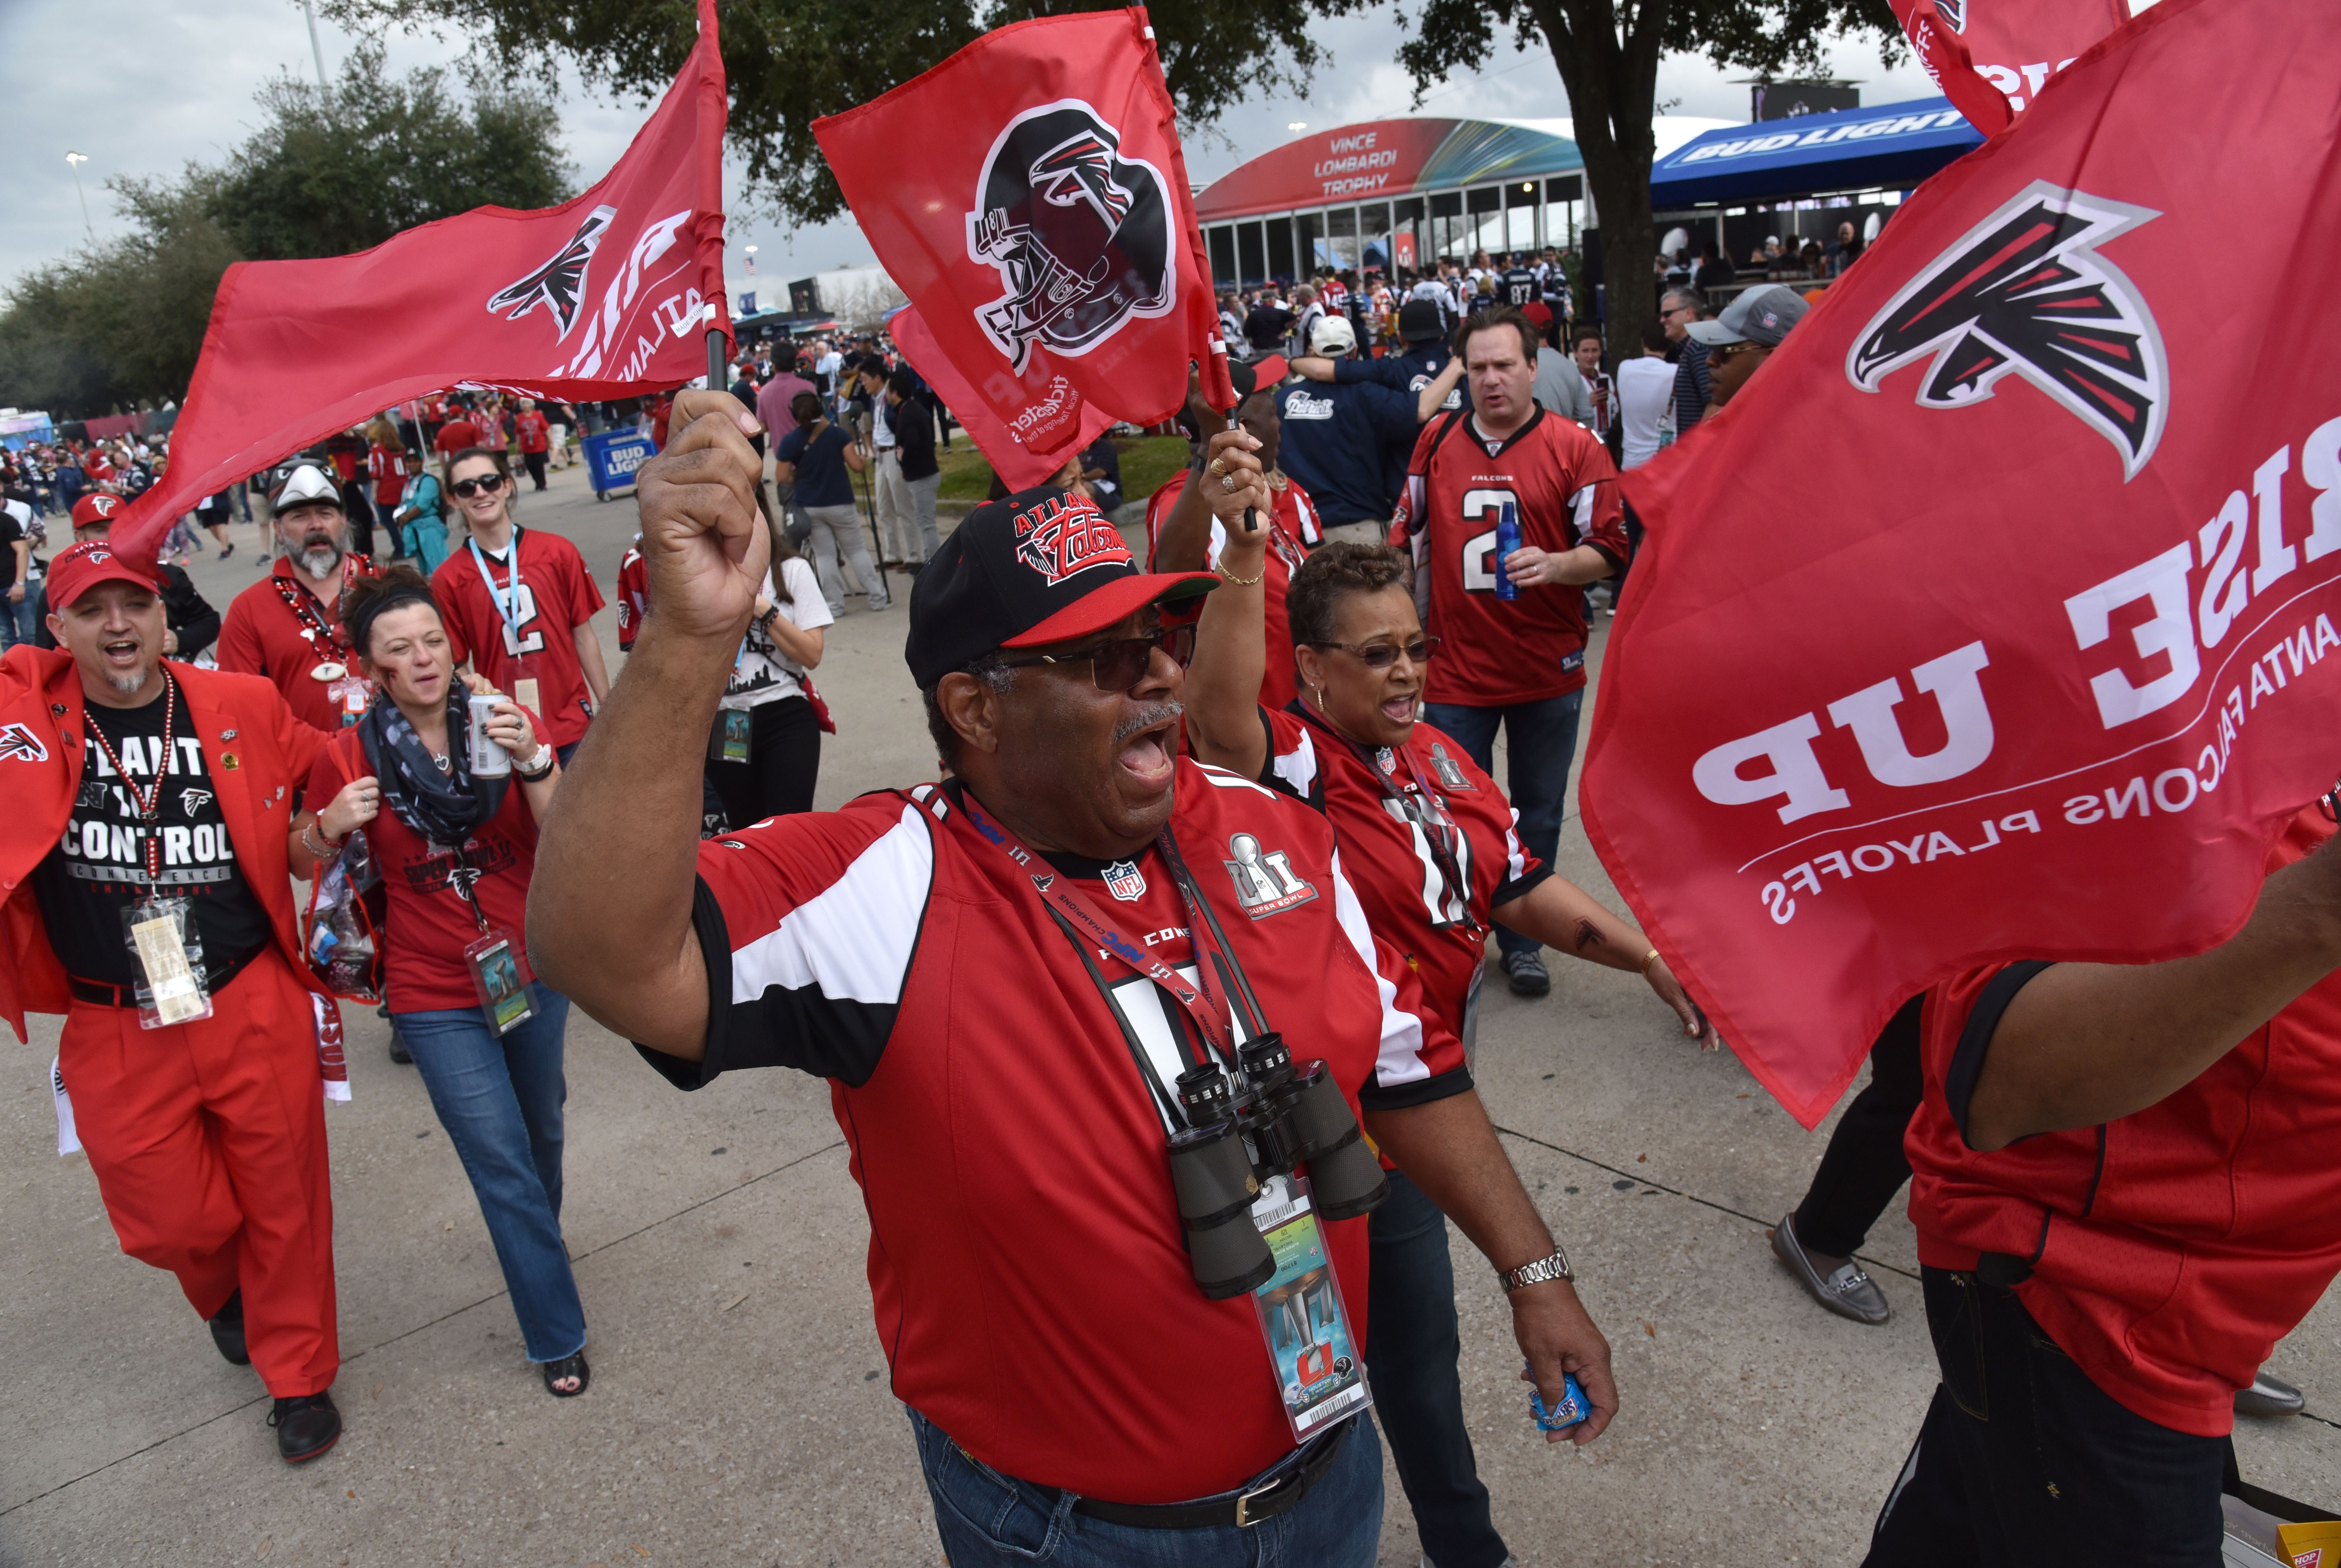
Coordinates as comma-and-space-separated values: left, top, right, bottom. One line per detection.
514, 743, 556, 782
1497, 1249, 1575, 1293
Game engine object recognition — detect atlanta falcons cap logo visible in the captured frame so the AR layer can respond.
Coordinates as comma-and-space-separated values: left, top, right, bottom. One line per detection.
967, 101, 1175, 374
1012, 490, 1131, 586
486, 204, 617, 340
1847, 181, 2167, 480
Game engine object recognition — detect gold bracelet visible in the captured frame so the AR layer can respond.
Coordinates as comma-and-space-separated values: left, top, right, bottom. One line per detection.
1215, 559, 1265, 587
1639, 948, 1662, 975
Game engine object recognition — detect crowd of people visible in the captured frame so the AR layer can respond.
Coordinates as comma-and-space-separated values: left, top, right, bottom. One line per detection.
4, 236, 2335, 1567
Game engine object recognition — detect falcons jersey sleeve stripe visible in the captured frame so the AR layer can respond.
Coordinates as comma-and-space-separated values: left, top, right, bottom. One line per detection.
638, 797, 932, 1091
1329, 847, 1438, 1098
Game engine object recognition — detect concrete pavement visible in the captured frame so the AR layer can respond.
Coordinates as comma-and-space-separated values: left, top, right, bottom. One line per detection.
3, 458, 2333, 1566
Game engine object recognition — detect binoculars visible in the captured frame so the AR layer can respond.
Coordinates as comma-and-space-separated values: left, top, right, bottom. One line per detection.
1162, 1032, 1390, 1299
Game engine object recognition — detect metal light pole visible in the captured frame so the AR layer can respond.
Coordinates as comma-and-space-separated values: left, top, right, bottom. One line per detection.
301, 0, 330, 94
65, 152, 92, 240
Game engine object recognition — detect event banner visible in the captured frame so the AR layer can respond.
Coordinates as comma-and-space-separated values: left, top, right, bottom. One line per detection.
1582, 0, 2341, 1126
112, 0, 730, 567
1891, 0, 2132, 132
812, 8, 1235, 482
887, 305, 1116, 491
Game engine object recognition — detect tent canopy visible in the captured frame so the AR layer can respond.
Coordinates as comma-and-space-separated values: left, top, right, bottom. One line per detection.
1649, 97, 1982, 207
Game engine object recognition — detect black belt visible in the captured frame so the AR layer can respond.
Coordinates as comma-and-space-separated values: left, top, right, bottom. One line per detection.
68, 943, 269, 1010
1059, 1417, 1353, 1530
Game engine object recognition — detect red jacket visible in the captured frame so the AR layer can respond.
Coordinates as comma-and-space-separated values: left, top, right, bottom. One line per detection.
0, 648, 342, 1088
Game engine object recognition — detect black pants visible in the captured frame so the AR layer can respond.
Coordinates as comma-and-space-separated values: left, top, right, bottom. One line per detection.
372, 498, 405, 558
1792, 995, 1924, 1257
523, 450, 548, 490
704, 696, 820, 830
1865, 1269, 2228, 1566
1365, 1170, 1509, 1568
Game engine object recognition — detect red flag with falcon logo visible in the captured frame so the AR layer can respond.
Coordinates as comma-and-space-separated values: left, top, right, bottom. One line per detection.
1580, 0, 2341, 1126
109, 0, 730, 569
812, 8, 1236, 485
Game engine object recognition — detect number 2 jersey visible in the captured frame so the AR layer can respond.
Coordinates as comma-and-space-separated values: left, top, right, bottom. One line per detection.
1389, 406, 1628, 706
430, 526, 606, 747
1254, 704, 1546, 1045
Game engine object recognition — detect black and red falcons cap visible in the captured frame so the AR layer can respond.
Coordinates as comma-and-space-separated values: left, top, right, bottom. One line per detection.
905, 485, 1216, 690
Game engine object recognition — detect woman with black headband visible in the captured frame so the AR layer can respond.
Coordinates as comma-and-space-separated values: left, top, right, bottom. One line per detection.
287, 566, 592, 1398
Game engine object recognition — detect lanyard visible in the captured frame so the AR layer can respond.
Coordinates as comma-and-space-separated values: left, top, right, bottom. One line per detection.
1291, 701, 1487, 940
271, 569, 352, 661
950, 791, 1255, 1065
468, 530, 525, 646
81, 674, 178, 890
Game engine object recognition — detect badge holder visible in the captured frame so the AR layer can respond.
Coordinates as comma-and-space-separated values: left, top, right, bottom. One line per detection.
122, 898, 213, 1029
327, 674, 372, 726
711, 708, 751, 764
447, 857, 534, 1035
1246, 1173, 1372, 1444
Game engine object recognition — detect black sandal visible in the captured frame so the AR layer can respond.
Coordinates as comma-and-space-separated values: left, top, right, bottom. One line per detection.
541, 1351, 590, 1397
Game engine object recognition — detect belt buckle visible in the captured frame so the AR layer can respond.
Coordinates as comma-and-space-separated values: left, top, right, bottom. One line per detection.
1233, 1474, 1283, 1529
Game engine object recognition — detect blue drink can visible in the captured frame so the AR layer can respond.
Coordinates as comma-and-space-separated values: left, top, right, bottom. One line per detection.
1494, 499, 1521, 601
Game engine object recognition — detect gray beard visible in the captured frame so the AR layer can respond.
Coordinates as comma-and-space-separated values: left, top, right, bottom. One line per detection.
105, 660, 154, 695
298, 543, 342, 577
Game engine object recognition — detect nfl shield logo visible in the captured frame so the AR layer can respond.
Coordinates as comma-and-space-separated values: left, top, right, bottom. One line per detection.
1103, 859, 1147, 901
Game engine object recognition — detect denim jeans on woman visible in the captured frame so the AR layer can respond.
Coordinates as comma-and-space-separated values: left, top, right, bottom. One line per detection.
392, 982, 586, 1363
907, 1405, 1383, 1567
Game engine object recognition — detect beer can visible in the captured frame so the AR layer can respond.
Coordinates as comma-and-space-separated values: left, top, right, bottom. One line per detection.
467, 693, 512, 777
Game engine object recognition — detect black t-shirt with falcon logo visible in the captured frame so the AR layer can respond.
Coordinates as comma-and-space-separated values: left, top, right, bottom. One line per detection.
31, 685, 272, 987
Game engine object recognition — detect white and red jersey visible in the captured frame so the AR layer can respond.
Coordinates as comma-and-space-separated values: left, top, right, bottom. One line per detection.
1146, 470, 1323, 712
1389, 406, 1627, 706
1256, 705, 1543, 1045
1320, 278, 1349, 314
430, 527, 606, 746
614, 534, 647, 651
643, 762, 1465, 1504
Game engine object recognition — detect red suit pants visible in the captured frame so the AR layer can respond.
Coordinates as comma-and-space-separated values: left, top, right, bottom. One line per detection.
60, 951, 338, 1397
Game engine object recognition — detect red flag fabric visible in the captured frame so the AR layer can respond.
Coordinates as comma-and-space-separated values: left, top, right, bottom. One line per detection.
1582, 0, 2341, 1127
1890, 0, 2131, 132
112, 0, 730, 569
812, 8, 1233, 488
887, 304, 1116, 491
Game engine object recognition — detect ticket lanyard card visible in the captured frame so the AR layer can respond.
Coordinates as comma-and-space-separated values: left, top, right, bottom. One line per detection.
511, 672, 542, 720
464, 929, 534, 1036
712, 707, 751, 764
122, 897, 213, 1030
1246, 1174, 1372, 1444
328, 675, 371, 727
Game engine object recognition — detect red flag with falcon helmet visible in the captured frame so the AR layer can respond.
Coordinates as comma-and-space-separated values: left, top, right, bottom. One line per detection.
1580, 0, 2341, 1127
108, 0, 732, 571
811, 8, 1236, 484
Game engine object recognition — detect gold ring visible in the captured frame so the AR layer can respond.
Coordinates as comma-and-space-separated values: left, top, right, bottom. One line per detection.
1207, 457, 1227, 476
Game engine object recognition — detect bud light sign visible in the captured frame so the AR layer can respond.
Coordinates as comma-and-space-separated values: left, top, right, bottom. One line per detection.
584, 430, 659, 501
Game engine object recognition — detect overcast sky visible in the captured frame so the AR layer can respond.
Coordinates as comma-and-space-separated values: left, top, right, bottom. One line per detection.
0, 0, 1940, 303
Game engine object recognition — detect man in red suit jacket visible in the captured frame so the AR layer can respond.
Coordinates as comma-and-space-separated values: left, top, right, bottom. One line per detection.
1, 542, 348, 1464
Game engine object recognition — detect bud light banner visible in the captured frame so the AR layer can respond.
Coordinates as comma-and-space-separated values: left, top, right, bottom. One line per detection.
813, 8, 1235, 482
1581, 0, 2341, 1127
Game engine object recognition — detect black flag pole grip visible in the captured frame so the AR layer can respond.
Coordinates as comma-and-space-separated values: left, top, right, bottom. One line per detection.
1225, 409, 1259, 534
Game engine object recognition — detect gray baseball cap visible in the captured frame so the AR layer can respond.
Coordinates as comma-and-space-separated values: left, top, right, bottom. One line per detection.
1685, 284, 1809, 349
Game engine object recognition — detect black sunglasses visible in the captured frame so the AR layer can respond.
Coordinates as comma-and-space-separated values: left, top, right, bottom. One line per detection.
450, 473, 506, 499
999, 624, 1194, 690
1313, 636, 1438, 669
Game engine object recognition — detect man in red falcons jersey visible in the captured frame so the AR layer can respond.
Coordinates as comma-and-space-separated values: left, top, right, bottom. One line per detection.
1184, 517, 1709, 1568
1389, 303, 1629, 1003
218, 465, 380, 733
532, 389, 1617, 1565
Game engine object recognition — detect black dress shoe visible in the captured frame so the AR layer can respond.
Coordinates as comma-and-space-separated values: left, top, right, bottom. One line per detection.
2236, 1368, 2306, 1417
209, 1289, 250, 1365
1771, 1211, 1892, 1326
269, 1392, 341, 1462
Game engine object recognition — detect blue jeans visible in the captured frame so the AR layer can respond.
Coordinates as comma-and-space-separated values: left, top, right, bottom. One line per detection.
907, 1406, 1383, 1566
1423, 690, 1584, 961
392, 983, 586, 1362
0, 588, 26, 651
1367, 1171, 1508, 1568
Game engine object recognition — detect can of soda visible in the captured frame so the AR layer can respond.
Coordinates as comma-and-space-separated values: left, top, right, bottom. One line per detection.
467, 693, 511, 778
1494, 499, 1522, 601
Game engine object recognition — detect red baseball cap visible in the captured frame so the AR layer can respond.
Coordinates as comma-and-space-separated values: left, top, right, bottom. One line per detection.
45, 540, 159, 610
69, 492, 125, 530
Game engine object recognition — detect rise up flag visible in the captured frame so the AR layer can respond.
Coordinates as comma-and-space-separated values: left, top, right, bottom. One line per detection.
812, 8, 1235, 484
1890, 0, 2133, 132
1580, 0, 2341, 1126
112, 0, 731, 568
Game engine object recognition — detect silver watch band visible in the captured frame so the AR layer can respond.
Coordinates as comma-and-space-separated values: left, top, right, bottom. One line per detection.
1497, 1249, 1574, 1292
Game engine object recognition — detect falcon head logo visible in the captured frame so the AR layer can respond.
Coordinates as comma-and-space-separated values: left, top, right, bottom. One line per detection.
1848, 182, 2166, 480
968, 102, 1176, 374
486, 204, 617, 340
1931, 0, 1968, 30
179, 787, 213, 815
1011, 491, 1131, 586
0, 723, 48, 763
